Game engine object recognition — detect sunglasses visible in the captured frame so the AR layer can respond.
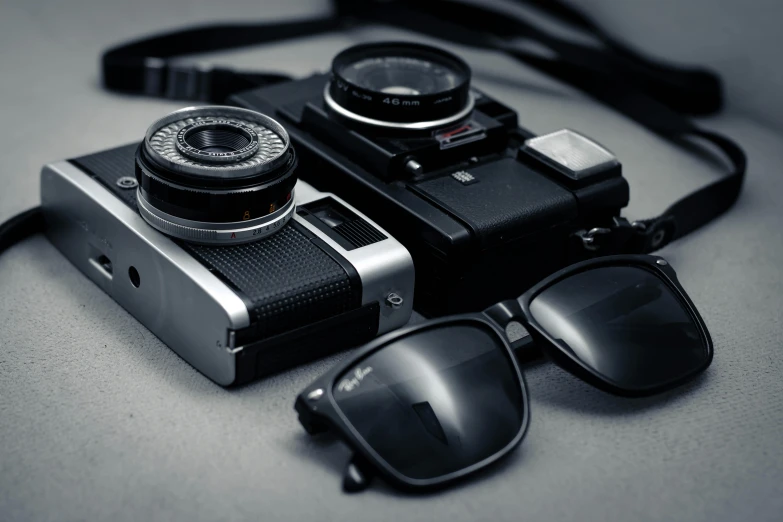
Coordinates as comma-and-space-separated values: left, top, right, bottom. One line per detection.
295, 255, 713, 492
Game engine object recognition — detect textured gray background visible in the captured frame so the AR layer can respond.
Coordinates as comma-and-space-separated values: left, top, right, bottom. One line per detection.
2, 1, 783, 521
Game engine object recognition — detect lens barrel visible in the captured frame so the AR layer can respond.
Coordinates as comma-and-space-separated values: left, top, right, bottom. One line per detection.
325, 42, 474, 131
135, 106, 297, 244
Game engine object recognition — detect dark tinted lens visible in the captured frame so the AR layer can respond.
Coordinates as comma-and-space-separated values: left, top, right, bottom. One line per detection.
529, 266, 707, 390
332, 323, 524, 481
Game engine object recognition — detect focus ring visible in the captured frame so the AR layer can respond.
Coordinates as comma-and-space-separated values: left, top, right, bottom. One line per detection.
137, 189, 296, 245
137, 199, 219, 241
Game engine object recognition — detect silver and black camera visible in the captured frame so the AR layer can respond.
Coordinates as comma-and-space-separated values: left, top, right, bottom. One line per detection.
40, 106, 414, 385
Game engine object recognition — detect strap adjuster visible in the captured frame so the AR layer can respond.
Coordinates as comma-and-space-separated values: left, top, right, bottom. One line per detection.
165, 62, 213, 101
141, 58, 213, 101
142, 57, 166, 97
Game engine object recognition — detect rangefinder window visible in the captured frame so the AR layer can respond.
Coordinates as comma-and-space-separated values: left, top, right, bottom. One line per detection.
298, 198, 387, 251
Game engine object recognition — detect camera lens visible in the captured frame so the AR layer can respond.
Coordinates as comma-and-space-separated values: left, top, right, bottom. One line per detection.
135, 106, 297, 245
178, 121, 256, 162
325, 42, 474, 131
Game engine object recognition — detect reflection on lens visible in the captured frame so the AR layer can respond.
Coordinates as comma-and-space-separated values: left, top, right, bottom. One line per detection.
339, 56, 461, 97
332, 323, 524, 481
529, 266, 707, 390
381, 86, 421, 95
182, 123, 253, 157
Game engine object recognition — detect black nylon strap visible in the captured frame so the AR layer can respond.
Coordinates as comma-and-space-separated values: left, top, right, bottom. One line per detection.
0, 208, 44, 255
99, 0, 746, 256
341, 0, 723, 116
639, 130, 746, 248
102, 15, 343, 101
511, 0, 723, 115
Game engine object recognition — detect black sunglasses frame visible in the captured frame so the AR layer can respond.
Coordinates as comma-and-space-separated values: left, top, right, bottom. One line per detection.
504, 254, 713, 397
295, 316, 531, 491
295, 254, 712, 491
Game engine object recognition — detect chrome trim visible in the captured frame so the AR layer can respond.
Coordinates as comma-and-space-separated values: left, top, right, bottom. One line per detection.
39, 161, 414, 383
294, 182, 415, 335
143, 106, 291, 178
137, 189, 296, 245
40, 161, 250, 385
307, 388, 324, 401
323, 84, 475, 131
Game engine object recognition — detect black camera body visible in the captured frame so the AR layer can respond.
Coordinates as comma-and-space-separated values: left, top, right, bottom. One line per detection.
40, 106, 415, 385
231, 58, 629, 316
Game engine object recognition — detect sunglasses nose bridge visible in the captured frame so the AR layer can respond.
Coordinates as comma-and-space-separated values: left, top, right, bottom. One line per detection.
483, 299, 525, 330
483, 299, 538, 358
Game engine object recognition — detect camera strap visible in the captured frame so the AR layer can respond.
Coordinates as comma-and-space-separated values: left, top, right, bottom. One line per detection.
94, 0, 742, 257
101, 16, 342, 102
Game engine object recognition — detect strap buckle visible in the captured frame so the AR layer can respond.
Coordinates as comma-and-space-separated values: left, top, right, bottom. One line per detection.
576, 226, 614, 252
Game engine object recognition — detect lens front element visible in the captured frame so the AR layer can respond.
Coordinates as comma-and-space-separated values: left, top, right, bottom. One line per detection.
529, 266, 709, 391
176, 120, 259, 164
332, 323, 525, 481
339, 56, 462, 97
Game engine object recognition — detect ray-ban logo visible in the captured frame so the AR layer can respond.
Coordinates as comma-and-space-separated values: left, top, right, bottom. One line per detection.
337, 366, 373, 392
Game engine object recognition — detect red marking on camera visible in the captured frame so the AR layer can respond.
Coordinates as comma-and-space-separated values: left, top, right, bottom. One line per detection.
440, 125, 471, 139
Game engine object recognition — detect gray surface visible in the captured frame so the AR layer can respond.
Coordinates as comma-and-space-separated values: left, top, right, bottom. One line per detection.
2, 1, 783, 521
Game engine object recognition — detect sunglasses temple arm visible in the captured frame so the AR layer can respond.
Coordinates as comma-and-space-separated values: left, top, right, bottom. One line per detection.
342, 452, 375, 493
482, 300, 539, 363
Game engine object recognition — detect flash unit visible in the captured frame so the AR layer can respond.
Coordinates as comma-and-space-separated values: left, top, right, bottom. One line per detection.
520, 129, 620, 187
